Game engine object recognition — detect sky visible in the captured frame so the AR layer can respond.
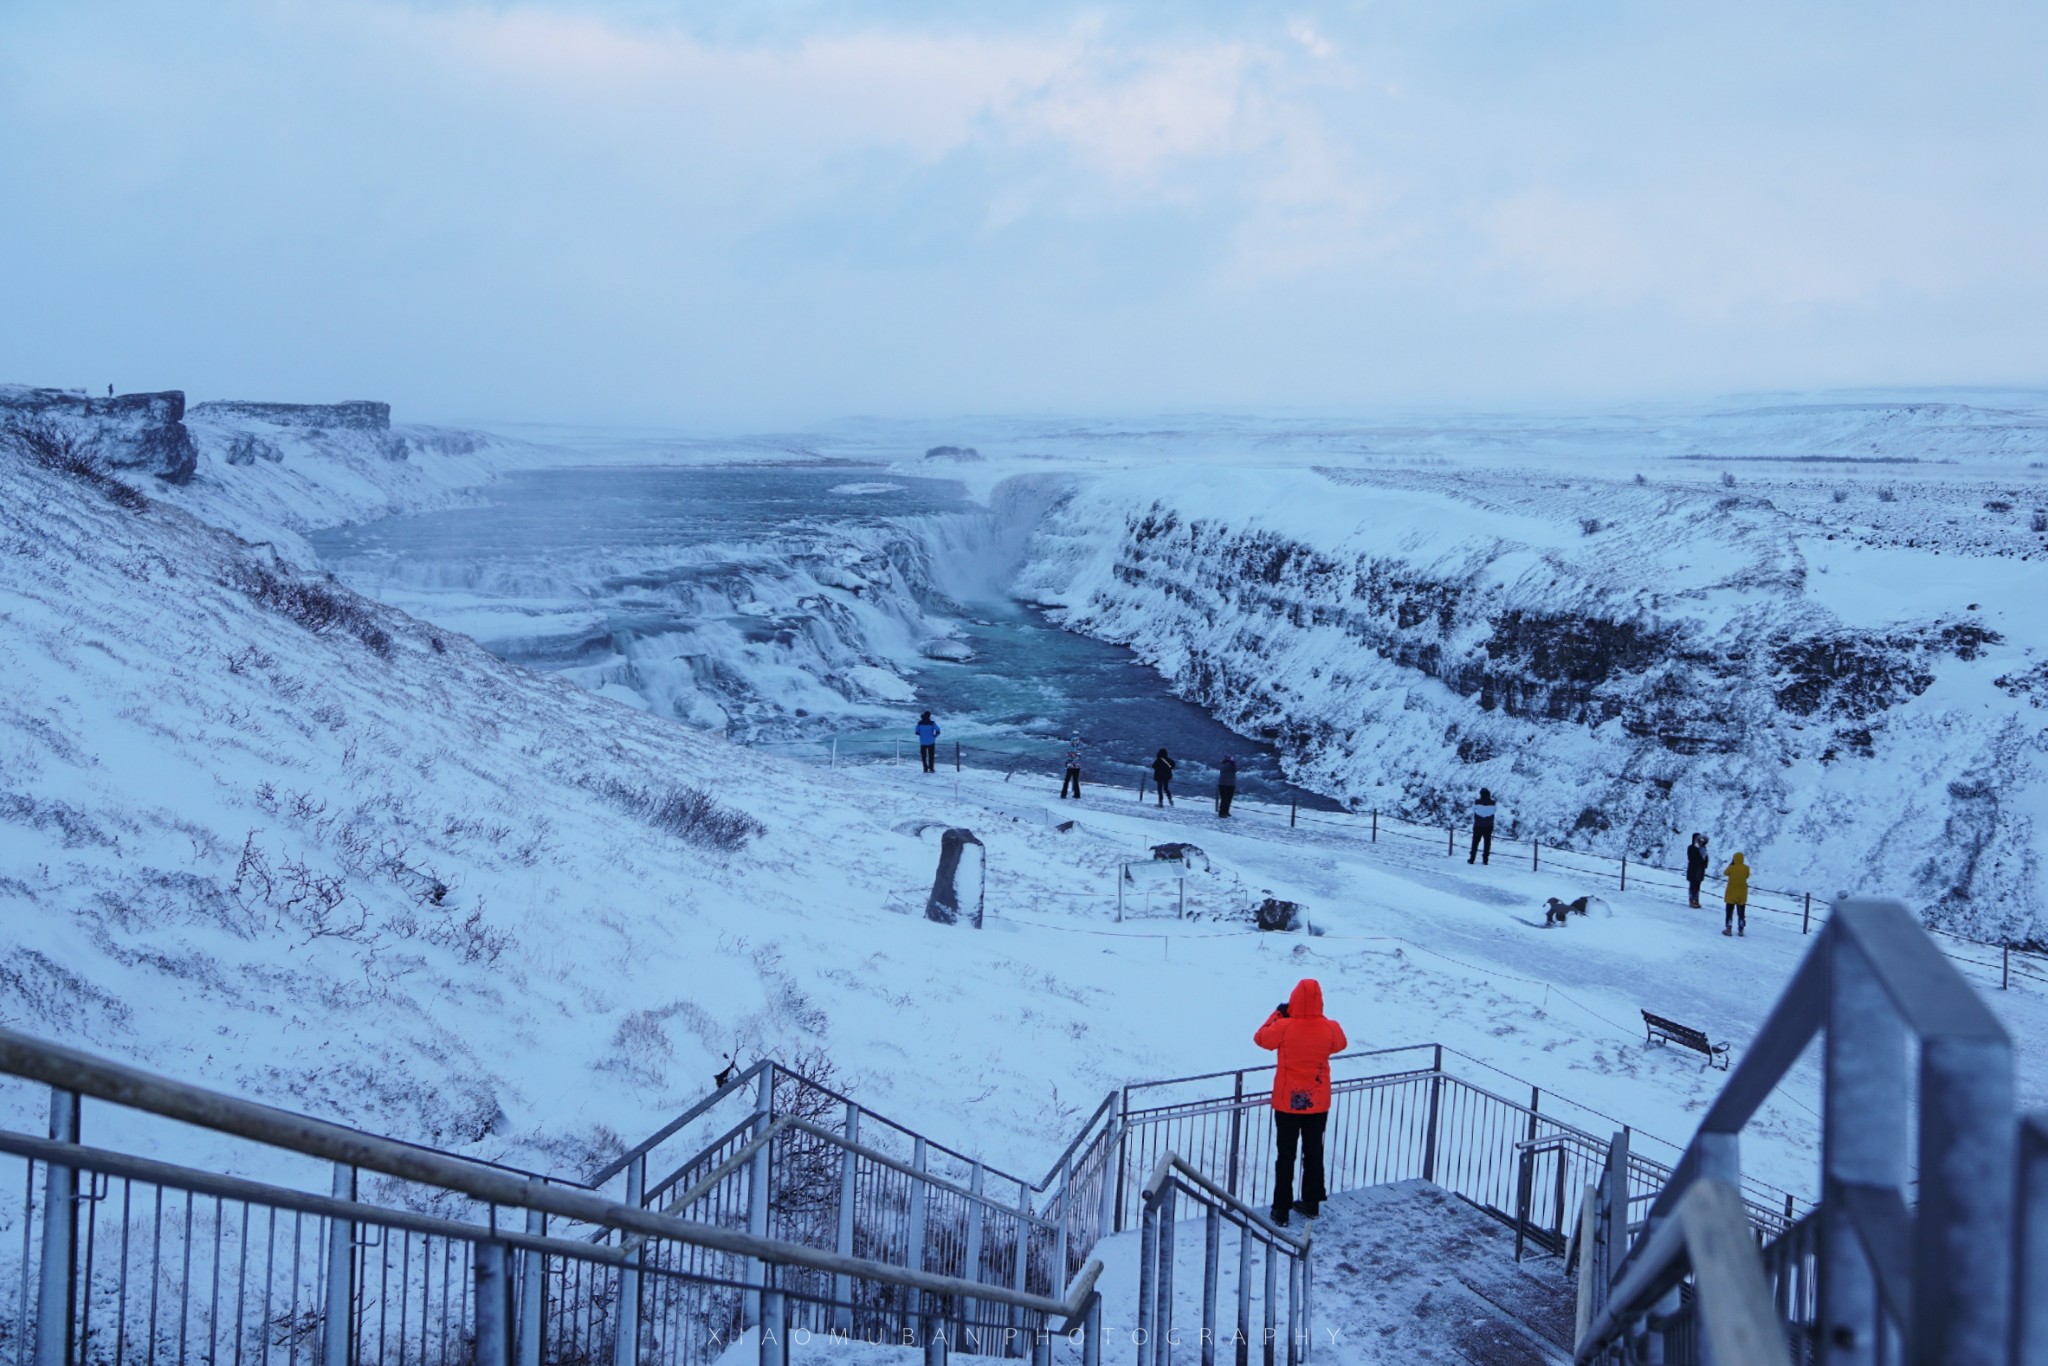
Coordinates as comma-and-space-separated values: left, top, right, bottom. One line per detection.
3, 1, 2045, 427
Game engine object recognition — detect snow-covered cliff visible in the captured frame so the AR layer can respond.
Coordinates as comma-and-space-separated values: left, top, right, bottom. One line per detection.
1013, 463, 2047, 943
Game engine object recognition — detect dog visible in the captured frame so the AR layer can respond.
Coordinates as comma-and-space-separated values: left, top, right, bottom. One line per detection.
1542, 895, 1593, 927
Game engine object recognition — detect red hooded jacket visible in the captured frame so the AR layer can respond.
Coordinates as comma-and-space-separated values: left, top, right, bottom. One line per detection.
1253, 979, 1348, 1114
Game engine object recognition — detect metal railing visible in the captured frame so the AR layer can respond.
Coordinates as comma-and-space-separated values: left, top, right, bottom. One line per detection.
1132, 1155, 1310, 1366
0, 1028, 1105, 1366
1573, 897, 2044, 1364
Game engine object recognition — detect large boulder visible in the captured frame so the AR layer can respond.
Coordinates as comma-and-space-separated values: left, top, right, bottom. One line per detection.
924, 828, 985, 928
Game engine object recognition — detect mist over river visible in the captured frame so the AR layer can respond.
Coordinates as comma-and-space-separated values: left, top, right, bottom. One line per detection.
312, 465, 1325, 807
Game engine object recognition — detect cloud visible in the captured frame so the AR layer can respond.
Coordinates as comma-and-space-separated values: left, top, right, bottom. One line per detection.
0, 1, 2044, 422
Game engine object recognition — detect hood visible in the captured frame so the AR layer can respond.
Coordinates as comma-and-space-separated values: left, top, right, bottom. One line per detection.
1729, 853, 1748, 866
1288, 978, 1325, 1019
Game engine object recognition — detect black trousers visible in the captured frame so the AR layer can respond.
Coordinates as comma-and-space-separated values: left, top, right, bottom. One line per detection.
1061, 767, 1081, 798
1154, 777, 1173, 806
1725, 902, 1746, 930
919, 744, 936, 773
1687, 875, 1704, 905
1468, 821, 1493, 864
1272, 1111, 1329, 1212
1217, 786, 1235, 817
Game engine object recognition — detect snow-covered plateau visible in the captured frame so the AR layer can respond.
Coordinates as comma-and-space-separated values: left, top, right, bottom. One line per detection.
3, 386, 2047, 1209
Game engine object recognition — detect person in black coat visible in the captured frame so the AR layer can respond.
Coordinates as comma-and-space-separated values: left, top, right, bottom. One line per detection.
1685, 833, 1709, 908
1468, 788, 1497, 865
1216, 756, 1238, 817
1151, 749, 1176, 807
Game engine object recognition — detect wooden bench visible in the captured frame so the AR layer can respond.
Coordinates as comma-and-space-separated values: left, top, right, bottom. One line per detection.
1641, 1010, 1730, 1070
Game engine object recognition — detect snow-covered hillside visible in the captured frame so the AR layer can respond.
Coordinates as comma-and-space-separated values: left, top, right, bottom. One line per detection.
6, 389, 2048, 1205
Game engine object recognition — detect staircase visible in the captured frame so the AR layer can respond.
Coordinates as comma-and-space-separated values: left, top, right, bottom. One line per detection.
1, 901, 2039, 1365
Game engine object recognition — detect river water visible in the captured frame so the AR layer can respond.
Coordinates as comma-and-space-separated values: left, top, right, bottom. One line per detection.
311, 465, 1324, 807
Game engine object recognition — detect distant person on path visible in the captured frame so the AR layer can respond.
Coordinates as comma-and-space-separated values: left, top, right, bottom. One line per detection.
1468, 788, 1497, 865
1722, 853, 1750, 936
106, 384, 113, 398
1060, 740, 1083, 799
1685, 834, 1710, 908
1151, 748, 1176, 807
1216, 756, 1238, 817
1255, 978, 1348, 1226
915, 711, 941, 773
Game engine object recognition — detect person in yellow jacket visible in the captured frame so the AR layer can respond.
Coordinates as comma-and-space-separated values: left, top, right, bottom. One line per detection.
1722, 853, 1750, 937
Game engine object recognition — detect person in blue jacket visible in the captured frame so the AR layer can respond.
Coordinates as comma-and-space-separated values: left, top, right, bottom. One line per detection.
915, 711, 941, 773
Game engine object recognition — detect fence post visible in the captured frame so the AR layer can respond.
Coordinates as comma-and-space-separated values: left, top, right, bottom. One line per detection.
955, 741, 961, 772
1532, 840, 1539, 872
36, 1087, 80, 1366
1803, 892, 1812, 934
1421, 1046, 1443, 1184
614, 1154, 645, 1364
907, 1136, 929, 1324
1447, 826, 1454, 857
760, 1278, 787, 1366
323, 1163, 356, 1366
1370, 810, 1377, 843
1052, 1155, 1071, 1290
1290, 800, 1297, 828
1116, 868, 1124, 924
2005, 944, 2012, 991
1619, 854, 1627, 892
519, 1207, 543, 1366
1513, 1089, 1540, 1264
833, 1104, 860, 1333
475, 1240, 513, 1366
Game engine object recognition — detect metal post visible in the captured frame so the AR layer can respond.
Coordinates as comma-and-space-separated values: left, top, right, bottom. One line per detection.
1117, 871, 1125, 924
1084, 1293, 1103, 1366
1285, 1256, 1303, 1366
2005, 944, 2012, 990
834, 1104, 860, 1333
36, 1088, 80, 1366
324, 1163, 356, 1366
1447, 825, 1454, 856
1533, 840, 1539, 872
1289, 800, 1296, 829
1514, 1088, 1539, 1263
907, 1136, 928, 1327
1620, 854, 1627, 892
746, 1067, 773, 1328
1052, 1156, 1071, 1290
759, 1283, 787, 1366
1421, 1046, 1443, 1184
1202, 1206, 1221, 1366
1179, 877, 1186, 919
1225, 1073, 1245, 1200
1605, 1129, 1631, 1281
474, 1241, 513, 1366
1235, 1223, 1252, 1366
1370, 810, 1376, 842
1136, 1198, 1159, 1366
1804, 892, 1812, 934
1261, 1241, 1278, 1366
955, 742, 961, 772
1915, 1027, 2014, 1359
2016, 1115, 2048, 1366
1103, 1093, 1126, 1237
1820, 929, 1907, 1366
519, 1207, 543, 1366
615, 1155, 645, 1365
963, 1163, 986, 1326
1157, 1185, 1177, 1366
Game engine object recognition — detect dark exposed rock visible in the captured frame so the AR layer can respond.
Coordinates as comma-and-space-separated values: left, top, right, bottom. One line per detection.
0, 386, 197, 483
189, 399, 391, 432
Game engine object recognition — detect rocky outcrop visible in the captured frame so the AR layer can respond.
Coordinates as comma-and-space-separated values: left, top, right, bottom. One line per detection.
0, 386, 198, 483
188, 399, 391, 432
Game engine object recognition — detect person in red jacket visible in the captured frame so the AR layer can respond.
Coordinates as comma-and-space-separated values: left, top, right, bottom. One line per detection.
1254, 978, 1348, 1225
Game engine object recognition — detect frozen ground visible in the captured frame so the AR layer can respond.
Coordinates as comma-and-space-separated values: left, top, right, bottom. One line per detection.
4, 388, 2046, 1216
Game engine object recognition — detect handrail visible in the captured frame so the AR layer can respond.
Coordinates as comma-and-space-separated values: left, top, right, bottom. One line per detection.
1573, 1180, 1788, 1366
590, 1058, 774, 1185
1142, 1149, 1309, 1255
1587, 899, 2018, 1363
0, 1027, 1103, 1330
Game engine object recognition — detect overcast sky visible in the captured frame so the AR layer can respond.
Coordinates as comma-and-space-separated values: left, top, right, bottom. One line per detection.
3, 2, 2044, 426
